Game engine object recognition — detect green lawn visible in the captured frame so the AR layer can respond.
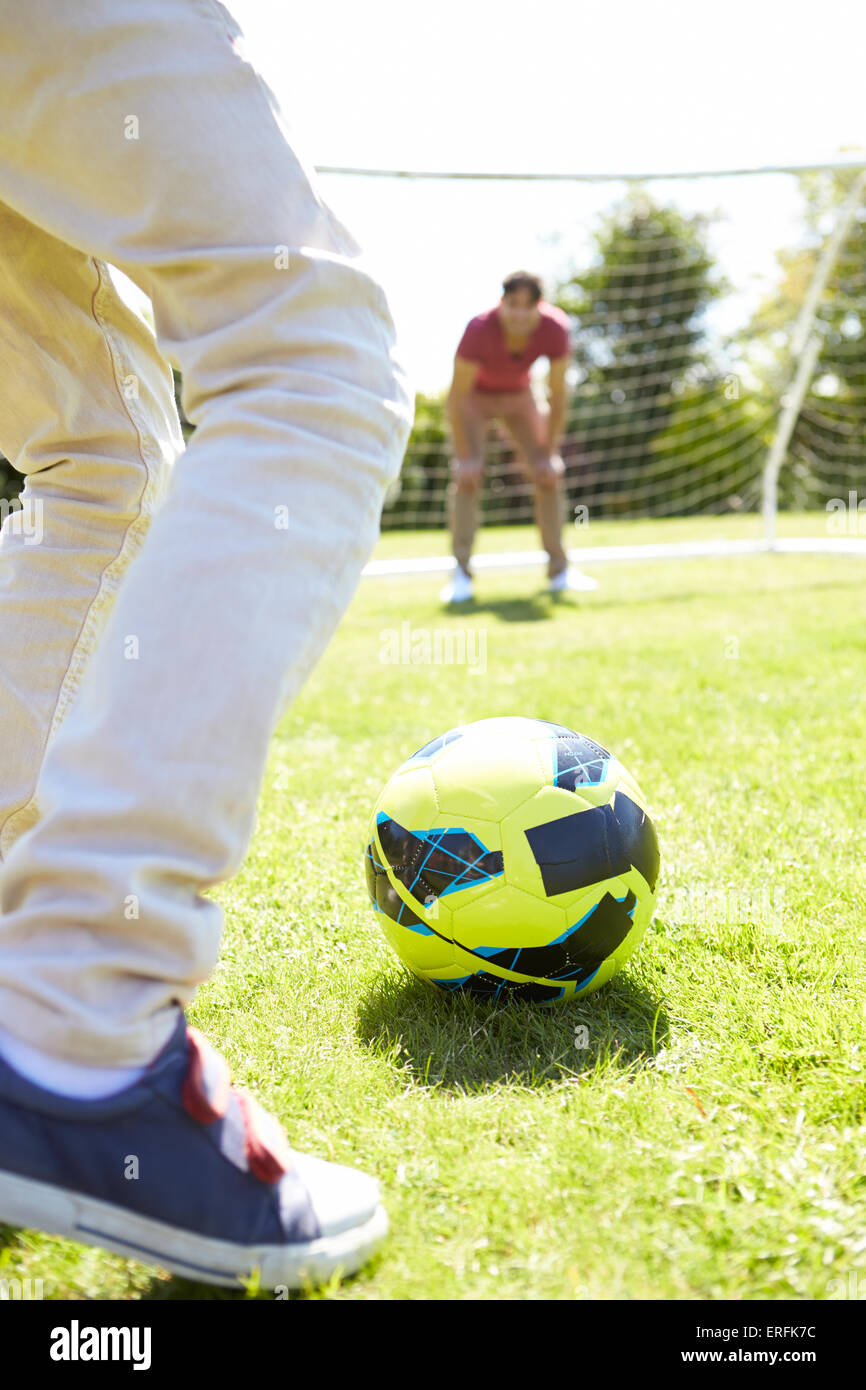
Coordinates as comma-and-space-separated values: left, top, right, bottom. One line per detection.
372, 509, 838, 559
2, 518, 865, 1300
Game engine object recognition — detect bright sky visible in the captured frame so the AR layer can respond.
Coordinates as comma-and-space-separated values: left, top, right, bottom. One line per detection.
234, 1, 866, 391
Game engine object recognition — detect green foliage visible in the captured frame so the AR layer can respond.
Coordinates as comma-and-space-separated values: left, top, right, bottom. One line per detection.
793, 194, 866, 510
561, 195, 721, 381
645, 383, 773, 516
746, 169, 866, 511
381, 391, 449, 529
556, 193, 725, 514
0, 453, 21, 504
172, 367, 195, 443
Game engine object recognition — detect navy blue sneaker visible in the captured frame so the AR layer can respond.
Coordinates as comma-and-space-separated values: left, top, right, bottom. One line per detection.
0, 1016, 387, 1289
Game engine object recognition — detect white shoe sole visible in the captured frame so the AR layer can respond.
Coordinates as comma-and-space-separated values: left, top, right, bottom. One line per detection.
440, 584, 473, 603
0, 1169, 388, 1290
550, 574, 598, 593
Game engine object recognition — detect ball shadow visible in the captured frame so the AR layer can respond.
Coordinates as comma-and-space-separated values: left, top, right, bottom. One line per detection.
355, 968, 670, 1093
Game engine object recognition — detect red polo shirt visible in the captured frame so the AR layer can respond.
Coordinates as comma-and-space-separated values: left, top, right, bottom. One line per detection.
456, 301, 572, 393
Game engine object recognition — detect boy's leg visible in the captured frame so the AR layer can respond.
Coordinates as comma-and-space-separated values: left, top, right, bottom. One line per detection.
500, 391, 568, 577
0, 0, 413, 1067
0, 203, 183, 860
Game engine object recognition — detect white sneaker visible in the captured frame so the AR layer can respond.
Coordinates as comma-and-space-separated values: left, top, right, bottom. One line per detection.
440, 566, 474, 603
550, 567, 598, 594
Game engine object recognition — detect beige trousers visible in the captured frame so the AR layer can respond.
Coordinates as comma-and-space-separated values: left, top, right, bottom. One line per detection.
0, 0, 413, 1064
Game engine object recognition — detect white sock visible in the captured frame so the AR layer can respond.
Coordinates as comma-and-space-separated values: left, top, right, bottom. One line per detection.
0, 1022, 148, 1099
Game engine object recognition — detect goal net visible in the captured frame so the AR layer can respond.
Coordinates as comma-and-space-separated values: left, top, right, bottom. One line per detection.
347, 160, 866, 563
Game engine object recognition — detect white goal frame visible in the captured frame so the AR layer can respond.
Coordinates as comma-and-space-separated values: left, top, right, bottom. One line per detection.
316, 159, 866, 579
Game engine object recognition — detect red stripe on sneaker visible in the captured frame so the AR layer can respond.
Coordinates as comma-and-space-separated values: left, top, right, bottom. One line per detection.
182, 1027, 231, 1124
237, 1090, 294, 1184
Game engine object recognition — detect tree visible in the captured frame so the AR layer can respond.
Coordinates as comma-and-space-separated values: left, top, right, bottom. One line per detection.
745, 167, 866, 511
556, 191, 726, 515
380, 391, 449, 529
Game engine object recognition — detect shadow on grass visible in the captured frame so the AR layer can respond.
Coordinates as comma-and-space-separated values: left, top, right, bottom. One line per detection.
133, 1249, 388, 1302
356, 969, 669, 1093
0, 1223, 365, 1302
0, 1224, 254, 1303
448, 570, 865, 620
438, 594, 552, 622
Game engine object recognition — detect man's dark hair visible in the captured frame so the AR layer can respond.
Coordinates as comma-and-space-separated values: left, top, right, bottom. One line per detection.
501, 270, 543, 303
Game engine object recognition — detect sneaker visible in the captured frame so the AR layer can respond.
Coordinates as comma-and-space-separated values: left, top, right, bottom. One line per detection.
549, 567, 598, 594
0, 1016, 386, 1290
440, 565, 474, 603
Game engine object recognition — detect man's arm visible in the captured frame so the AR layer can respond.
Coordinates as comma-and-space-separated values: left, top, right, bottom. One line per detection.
545, 356, 570, 454
446, 355, 481, 460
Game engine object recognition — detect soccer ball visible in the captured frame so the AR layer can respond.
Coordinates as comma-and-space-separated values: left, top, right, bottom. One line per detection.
364, 716, 659, 1003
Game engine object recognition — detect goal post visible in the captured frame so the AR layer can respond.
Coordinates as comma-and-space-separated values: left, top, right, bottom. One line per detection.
761, 167, 866, 548
315, 159, 866, 574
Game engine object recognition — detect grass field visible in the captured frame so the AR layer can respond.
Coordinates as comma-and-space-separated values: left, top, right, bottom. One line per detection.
2, 518, 865, 1300
371, 509, 840, 559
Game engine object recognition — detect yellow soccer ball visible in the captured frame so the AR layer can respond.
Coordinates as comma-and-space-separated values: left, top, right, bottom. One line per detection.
364, 716, 659, 1002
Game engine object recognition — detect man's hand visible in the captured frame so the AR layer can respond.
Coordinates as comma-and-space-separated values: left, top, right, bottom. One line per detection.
532, 453, 564, 490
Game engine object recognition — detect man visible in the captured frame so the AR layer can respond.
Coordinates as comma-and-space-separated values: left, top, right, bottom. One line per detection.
442, 270, 596, 602
0, 0, 412, 1290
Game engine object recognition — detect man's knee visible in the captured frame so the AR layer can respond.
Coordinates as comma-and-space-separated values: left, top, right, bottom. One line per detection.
452, 458, 484, 494
530, 451, 564, 491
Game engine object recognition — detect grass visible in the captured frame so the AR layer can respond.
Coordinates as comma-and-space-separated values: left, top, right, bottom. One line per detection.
2, 516, 865, 1300
371, 509, 839, 559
